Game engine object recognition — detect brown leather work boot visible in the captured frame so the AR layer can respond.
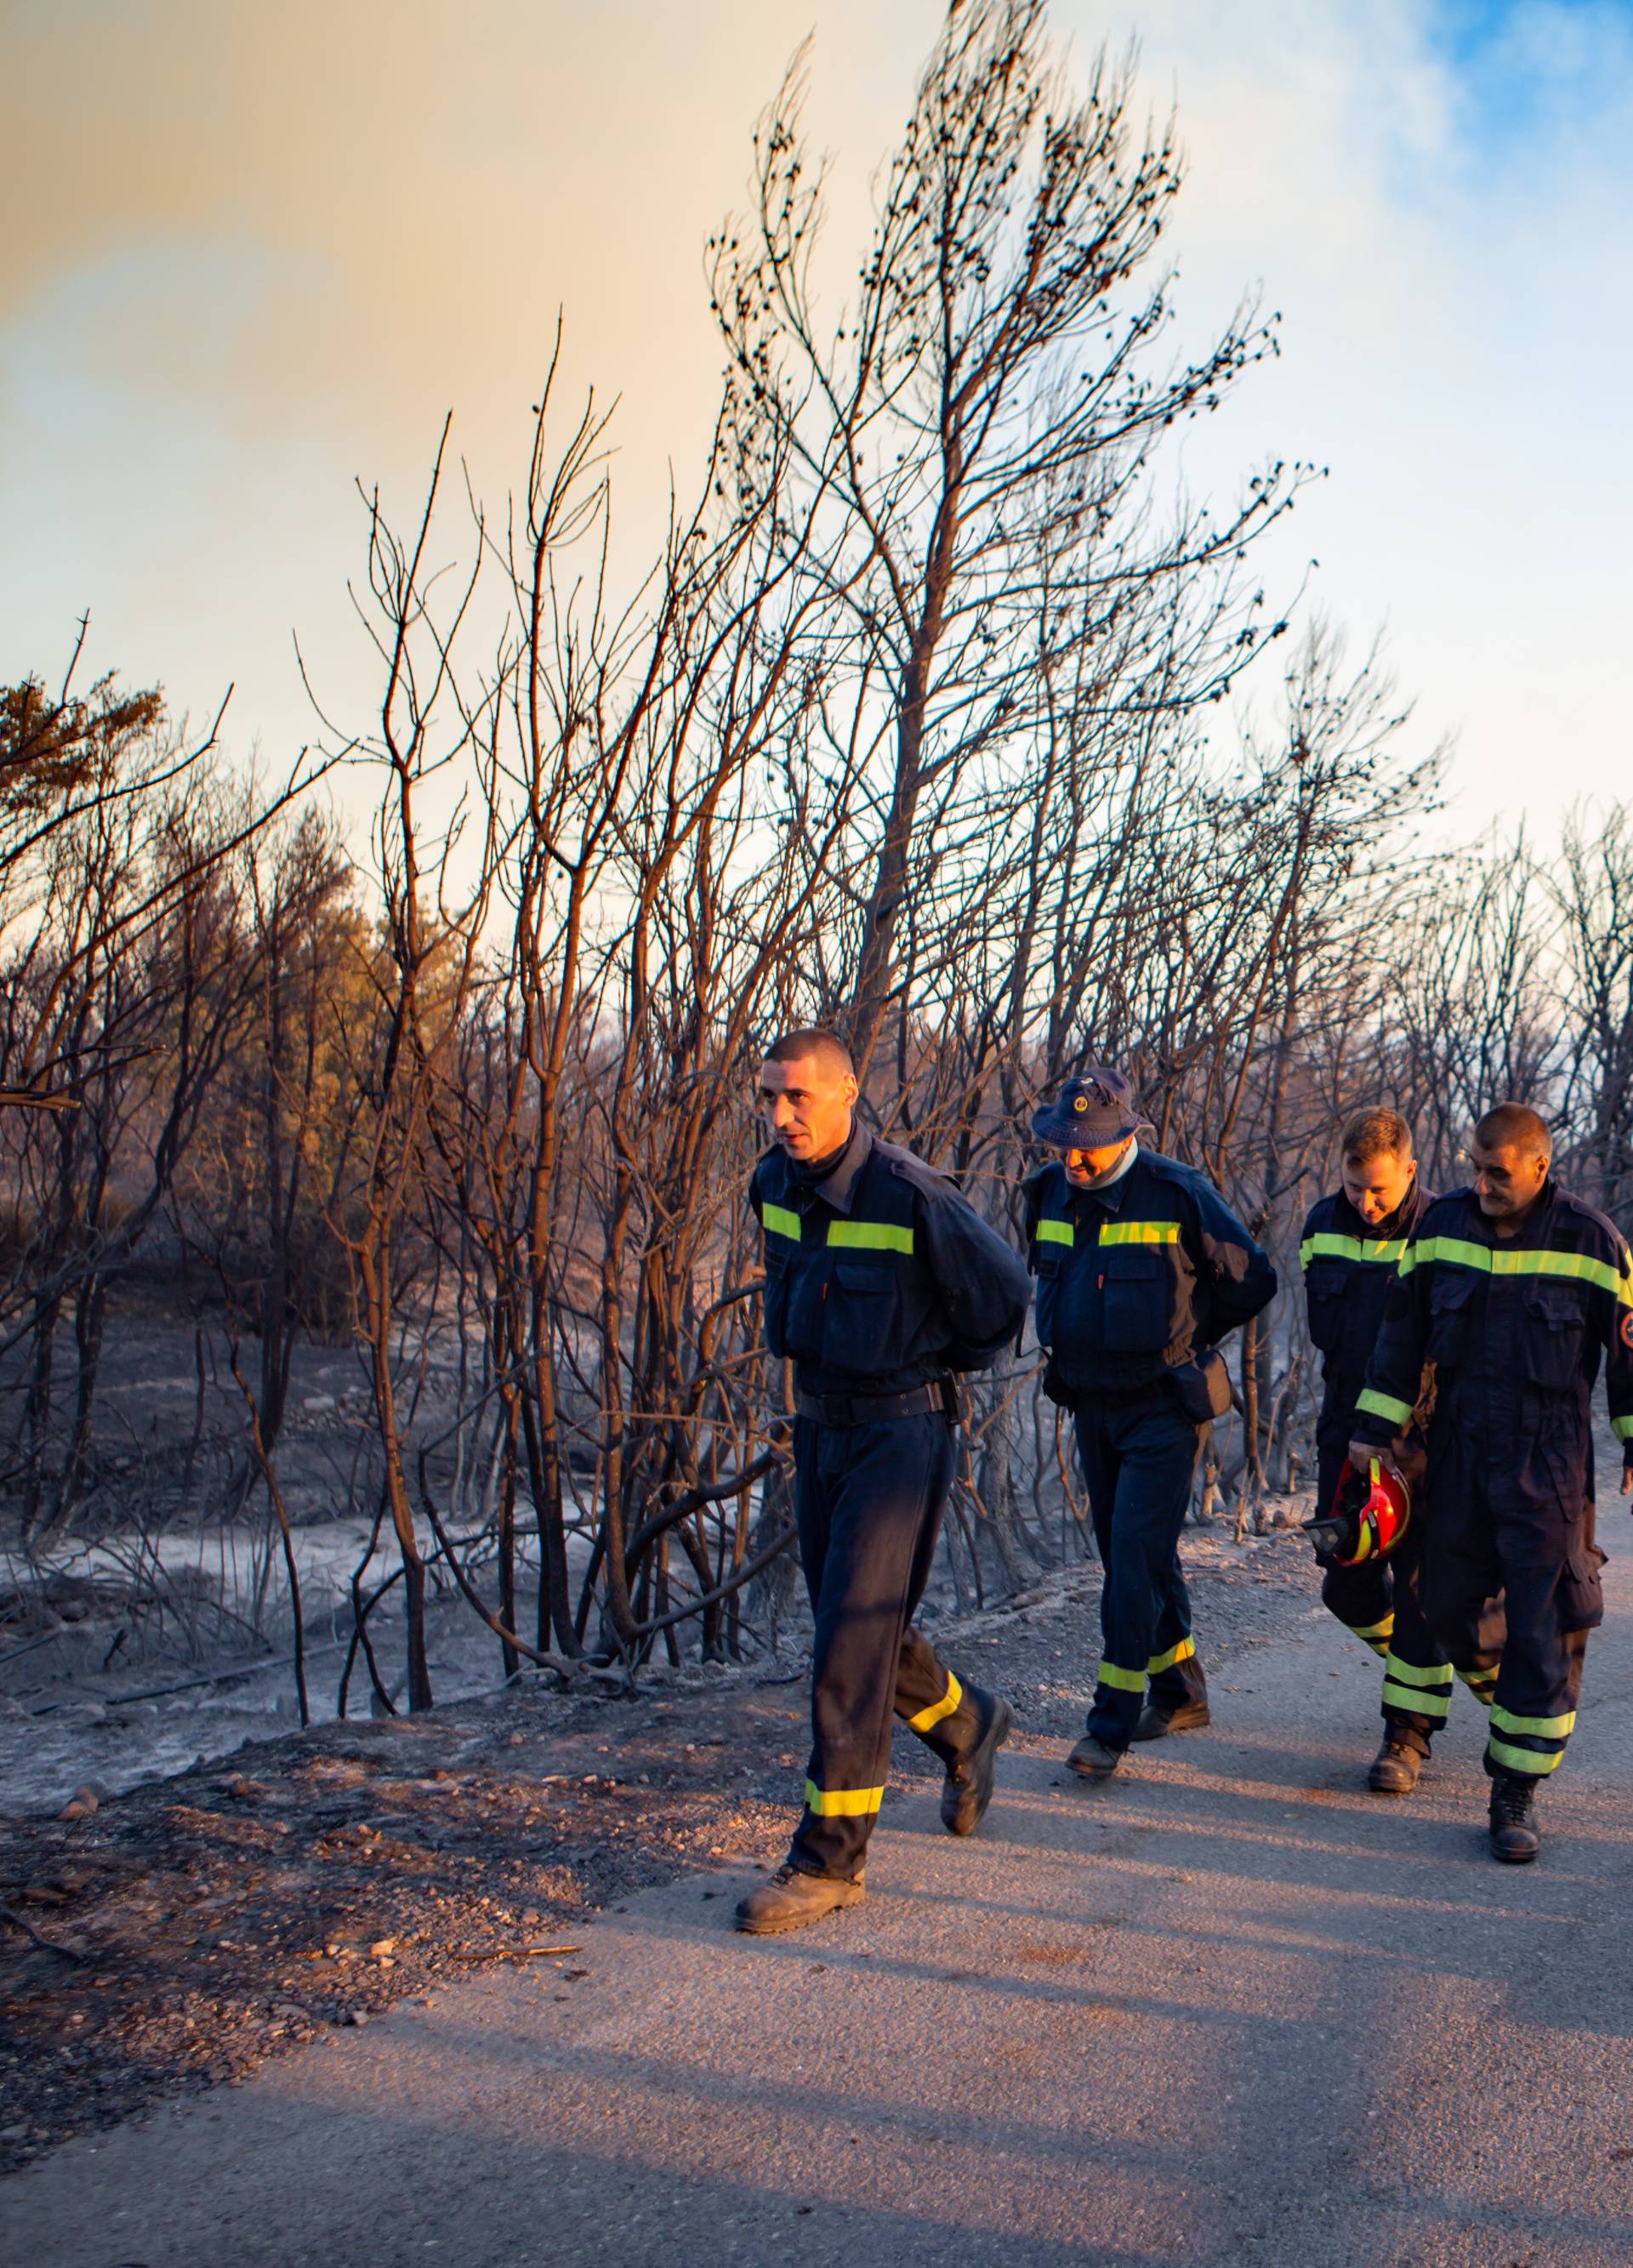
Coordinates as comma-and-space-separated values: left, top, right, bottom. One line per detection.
942, 1693, 1015, 1836
734, 1862, 867, 1935
1367, 1737, 1423, 1794
1132, 1699, 1211, 1742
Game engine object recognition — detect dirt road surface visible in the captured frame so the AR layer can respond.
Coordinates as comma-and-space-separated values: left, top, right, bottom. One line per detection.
8, 1515, 1633, 2267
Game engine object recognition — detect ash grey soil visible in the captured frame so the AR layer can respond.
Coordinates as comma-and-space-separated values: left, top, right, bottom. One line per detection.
0, 1526, 1318, 2175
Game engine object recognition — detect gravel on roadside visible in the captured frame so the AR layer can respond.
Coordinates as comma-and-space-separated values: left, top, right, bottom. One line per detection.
0, 1524, 1325, 2174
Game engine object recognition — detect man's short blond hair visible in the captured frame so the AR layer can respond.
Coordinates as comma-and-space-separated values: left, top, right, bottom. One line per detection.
1340, 1106, 1414, 1164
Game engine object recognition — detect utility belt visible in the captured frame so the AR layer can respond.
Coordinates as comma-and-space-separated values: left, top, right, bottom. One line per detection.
794, 1376, 960, 1430
1046, 1347, 1232, 1424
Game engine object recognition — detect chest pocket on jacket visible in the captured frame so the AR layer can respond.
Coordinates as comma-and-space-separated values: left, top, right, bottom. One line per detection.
759, 1231, 804, 1358
1522, 1284, 1587, 1393
1304, 1259, 1349, 1357
1101, 1246, 1171, 1354
1426, 1269, 1477, 1365
823, 1255, 904, 1374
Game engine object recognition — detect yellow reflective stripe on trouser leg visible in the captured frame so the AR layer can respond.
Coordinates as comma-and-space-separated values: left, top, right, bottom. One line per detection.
1457, 1666, 1499, 1707
1095, 1661, 1147, 1693
1339, 1611, 1394, 1658
1380, 1651, 1453, 1720
1491, 1702, 1576, 1741
1349, 1616, 1395, 1643
1147, 1638, 1196, 1675
907, 1671, 963, 1733
1486, 1699, 1573, 1777
1381, 1653, 1454, 1690
1487, 1739, 1562, 1776
804, 1779, 885, 1817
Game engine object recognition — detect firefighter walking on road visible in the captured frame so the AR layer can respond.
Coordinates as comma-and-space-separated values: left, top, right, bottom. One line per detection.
1300, 1106, 1503, 1793
1025, 1070, 1276, 1781
1351, 1103, 1633, 1863
735, 1029, 1032, 1936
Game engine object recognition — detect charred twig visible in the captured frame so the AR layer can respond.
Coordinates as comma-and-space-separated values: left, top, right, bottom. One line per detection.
1, 1903, 90, 1964
449, 1942, 581, 1964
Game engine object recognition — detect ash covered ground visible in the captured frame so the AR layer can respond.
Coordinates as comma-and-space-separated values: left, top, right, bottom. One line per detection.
0, 1526, 1325, 2174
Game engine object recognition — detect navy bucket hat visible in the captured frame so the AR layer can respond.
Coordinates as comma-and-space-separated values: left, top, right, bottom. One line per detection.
1031, 1066, 1140, 1149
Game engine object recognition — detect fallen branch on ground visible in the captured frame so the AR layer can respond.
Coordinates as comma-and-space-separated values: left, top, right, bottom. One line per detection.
2, 1903, 89, 1963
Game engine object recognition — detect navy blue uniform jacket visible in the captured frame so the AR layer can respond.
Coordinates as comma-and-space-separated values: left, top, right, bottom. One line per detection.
1300, 1179, 1435, 1441
1024, 1148, 1276, 1397
1352, 1182, 1633, 1506
750, 1126, 1031, 1397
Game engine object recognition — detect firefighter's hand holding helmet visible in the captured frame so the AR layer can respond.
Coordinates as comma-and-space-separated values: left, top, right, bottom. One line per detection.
1308, 1451, 1413, 1566
1348, 1435, 1409, 1476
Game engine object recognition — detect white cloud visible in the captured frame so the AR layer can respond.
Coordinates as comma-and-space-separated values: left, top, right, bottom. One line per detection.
1, 0, 1628, 842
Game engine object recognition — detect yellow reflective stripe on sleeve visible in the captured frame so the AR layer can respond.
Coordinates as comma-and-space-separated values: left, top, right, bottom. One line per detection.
1383, 1681, 1450, 1719
1487, 1738, 1562, 1776
1095, 1660, 1147, 1693
1300, 1233, 1409, 1270
1491, 1703, 1576, 1740
761, 1203, 802, 1242
1035, 1219, 1074, 1247
1399, 1236, 1630, 1299
1380, 1654, 1454, 1691
1357, 1388, 1414, 1426
1147, 1638, 1196, 1674
1099, 1219, 1181, 1247
803, 1779, 885, 1817
907, 1672, 963, 1734
1614, 1415, 1633, 1442
827, 1220, 913, 1254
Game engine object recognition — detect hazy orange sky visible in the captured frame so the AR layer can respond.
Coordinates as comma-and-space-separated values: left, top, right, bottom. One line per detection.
3, 0, 1630, 838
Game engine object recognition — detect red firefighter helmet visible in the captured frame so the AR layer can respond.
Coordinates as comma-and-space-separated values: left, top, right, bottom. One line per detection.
1303, 1455, 1412, 1566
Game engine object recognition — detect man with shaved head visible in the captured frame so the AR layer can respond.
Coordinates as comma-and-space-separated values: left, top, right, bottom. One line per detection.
736, 1026, 1031, 1934
1351, 1102, 1633, 1862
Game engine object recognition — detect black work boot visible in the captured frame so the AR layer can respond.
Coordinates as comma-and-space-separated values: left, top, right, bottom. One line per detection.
734, 1862, 867, 1935
942, 1692, 1015, 1836
1132, 1699, 1211, 1742
1067, 1734, 1122, 1781
1488, 1776, 1541, 1864
1367, 1737, 1423, 1795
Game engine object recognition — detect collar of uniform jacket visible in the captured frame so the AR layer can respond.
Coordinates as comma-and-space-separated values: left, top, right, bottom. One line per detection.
802, 1117, 873, 1215
1074, 1139, 1140, 1214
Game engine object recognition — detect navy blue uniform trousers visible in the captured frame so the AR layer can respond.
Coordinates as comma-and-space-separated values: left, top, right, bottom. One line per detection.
789, 1413, 985, 1879
1419, 1457, 1592, 1782
1076, 1390, 1209, 1749
1315, 1421, 1502, 1748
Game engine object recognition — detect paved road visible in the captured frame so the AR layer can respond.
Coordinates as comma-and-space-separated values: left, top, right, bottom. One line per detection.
10, 1515, 1633, 2268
